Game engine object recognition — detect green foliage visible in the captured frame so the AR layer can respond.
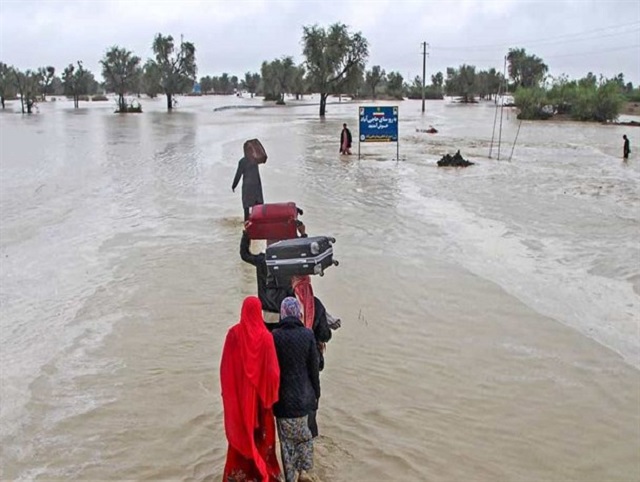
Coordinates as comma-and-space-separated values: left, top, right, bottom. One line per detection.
101, 46, 141, 112
62, 61, 87, 108
13, 69, 41, 113
302, 23, 369, 116
515, 73, 624, 122
0, 62, 17, 108
625, 88, 640, 102
384, 71, 404, 100
445, 64, 477, 102
242, 72, 260, 97
37, 66, 55, 100
507, 48, 548, 88
365, 65, 385, 99
142, 60, 162, 98
405, 76, 443, 99
513, 86, 550, 119
152, 33, 197, 109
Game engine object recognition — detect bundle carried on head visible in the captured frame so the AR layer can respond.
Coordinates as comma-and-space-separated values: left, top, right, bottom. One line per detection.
244, 139, 268, 164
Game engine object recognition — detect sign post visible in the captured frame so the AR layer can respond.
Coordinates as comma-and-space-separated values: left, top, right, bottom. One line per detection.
358, 106, 399, 161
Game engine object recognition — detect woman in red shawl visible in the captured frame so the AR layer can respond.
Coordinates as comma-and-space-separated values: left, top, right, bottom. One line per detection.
220, 296, 282, 482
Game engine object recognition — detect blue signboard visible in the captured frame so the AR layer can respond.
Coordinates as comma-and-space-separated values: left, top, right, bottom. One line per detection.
359, 106, 398, 142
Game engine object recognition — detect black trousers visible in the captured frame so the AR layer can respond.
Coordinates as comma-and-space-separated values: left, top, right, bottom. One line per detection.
308, 409, 318, 438
243, 207, 250, 221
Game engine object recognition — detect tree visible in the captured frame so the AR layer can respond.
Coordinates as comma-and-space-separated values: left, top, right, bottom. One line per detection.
62, 61, 87, 108
302, 23, 369, 116
431, 72, 444, 89
101, 46, 141, 112
445, 64, 477, 102
152, 33, 197, 110
507, 48, 548, 89
291, 65, 307, 100
385, 71, 404, 100
273, 57, 296, 103
13, 69, 40, 114
0, 62, 16, 109
142, 60, 162, 98
365, 65, 385, 99
260, 62, 278, 100
199, 75, 213, 94
37, 66, 55, 100
243, 71, 260, 97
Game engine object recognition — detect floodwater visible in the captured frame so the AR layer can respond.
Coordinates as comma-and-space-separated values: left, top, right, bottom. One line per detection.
1, 94, 639, 481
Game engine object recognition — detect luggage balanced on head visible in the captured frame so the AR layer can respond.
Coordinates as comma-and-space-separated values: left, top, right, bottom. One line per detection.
266, 236, 339, 280
243, 139, 268, 164
245, 202, 303, 241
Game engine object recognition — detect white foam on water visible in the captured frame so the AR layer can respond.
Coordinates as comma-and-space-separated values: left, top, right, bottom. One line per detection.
397, 174, 640, 369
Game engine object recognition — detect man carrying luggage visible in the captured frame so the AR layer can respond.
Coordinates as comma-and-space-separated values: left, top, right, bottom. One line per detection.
232, 140, 267, 221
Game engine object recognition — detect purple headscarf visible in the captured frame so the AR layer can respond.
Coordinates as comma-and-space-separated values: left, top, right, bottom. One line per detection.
280, 297, 301, 320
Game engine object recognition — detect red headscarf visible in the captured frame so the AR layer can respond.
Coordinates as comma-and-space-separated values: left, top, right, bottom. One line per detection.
220, 296, 280, 478
291, 275, 315, 329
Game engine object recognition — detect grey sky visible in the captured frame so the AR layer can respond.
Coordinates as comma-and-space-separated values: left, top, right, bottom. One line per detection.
1, 0, 639, 85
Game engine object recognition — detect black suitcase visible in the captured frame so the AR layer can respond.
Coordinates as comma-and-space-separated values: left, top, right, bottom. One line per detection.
266, 236, 338, 279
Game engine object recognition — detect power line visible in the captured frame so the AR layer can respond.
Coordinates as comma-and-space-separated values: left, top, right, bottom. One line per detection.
430, 44, 640, 64
432, 21, 640, 51
434, 28, 639, 52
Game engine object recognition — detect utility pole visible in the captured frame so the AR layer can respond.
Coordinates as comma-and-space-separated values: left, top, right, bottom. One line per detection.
421, 42, 428, 113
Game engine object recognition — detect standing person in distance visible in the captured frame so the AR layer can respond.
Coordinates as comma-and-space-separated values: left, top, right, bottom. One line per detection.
232, 141, 266, 221
339, 123, 352, 155
623, 134, 630, 160
220, 296, 282, 482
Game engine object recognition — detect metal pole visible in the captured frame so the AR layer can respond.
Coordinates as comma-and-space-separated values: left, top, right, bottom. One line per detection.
421, 42, 426, 113
497, 55, 507, 161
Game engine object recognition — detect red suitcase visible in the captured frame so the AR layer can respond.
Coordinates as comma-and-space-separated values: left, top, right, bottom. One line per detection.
246, 202, 299, 240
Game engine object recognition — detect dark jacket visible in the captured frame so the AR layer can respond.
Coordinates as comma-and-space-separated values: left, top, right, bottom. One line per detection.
240, 232, 292, 314
340, 128, 352, 150
232, 157, 264, 209
272, 317, 321, 419
312, 296, 332, 371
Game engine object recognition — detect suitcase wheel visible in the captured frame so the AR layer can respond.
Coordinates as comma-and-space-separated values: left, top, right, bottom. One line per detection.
333, 260, 340, 267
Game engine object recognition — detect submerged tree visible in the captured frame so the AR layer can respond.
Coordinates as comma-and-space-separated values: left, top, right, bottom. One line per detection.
152, 33, 197, 110
13, 69, 40, 113
101, 46, 141, 112
242, 71, 260, 97
445, 64, 477, 103
507, 48, 548, 89
141, 60, 162, 98
38, 66, 55, 100
0, 62, 16, 109
365, 65, 385, 99
62, 61, 87, 108
385, 71, 405, 100
302, 23, 369, 117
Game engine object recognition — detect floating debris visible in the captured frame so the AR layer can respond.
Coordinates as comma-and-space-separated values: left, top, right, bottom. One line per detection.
437, 150, 475, 167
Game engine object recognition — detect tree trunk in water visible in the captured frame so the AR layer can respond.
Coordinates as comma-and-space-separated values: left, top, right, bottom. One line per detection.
118, 94, 125, 112
26, 100, 32, 114
20, 95, 24, 114
1, 96, 4, 109
319, 93, 328, 117
74, 95, 79, 109
167, 93, 173, 111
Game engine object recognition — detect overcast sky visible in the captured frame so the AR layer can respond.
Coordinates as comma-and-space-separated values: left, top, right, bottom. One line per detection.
1, 0, 639, 85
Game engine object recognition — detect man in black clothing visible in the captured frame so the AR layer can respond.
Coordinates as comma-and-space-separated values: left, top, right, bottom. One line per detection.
239, 230, 292, 318
623, 134, 630, 159
231, 156, 264, 221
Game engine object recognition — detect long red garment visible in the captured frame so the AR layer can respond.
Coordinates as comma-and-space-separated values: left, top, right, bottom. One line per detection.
291, 275, 315, 329
220, 296, 281, 481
